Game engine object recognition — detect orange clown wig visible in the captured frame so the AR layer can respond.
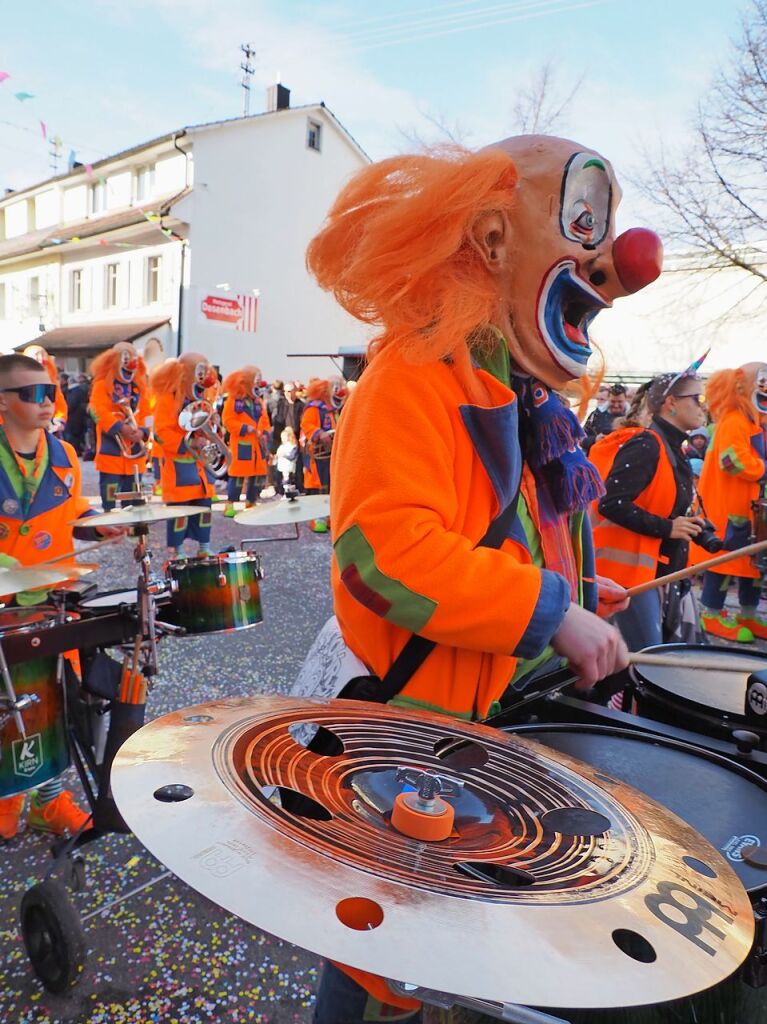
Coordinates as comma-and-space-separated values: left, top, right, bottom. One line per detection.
706, 366, 765, 426
306, 147, 519, 397
222, 365, 261, 400
89, 343, 147, 392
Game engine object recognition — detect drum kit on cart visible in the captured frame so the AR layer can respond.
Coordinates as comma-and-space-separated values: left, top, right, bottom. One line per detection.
3, 490, 767, 1023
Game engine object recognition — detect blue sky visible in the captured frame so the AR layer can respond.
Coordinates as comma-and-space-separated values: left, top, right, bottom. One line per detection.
0, 0, 746, 223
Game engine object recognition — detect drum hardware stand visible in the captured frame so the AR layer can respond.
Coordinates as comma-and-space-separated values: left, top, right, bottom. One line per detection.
0, 636, 31, 735
387, 982, 571, 1023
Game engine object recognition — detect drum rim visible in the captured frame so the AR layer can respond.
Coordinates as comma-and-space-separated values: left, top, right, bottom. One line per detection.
0, 606, 58, 634
506, 721, 767, 791
159, 618, 262, 637
79, 588, 139, 608
167, 551, 260, 571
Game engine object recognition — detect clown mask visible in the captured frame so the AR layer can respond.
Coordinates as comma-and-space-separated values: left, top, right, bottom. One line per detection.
115, 343, 139, 383
478, 135, 663, 389
743, 362, 767, 418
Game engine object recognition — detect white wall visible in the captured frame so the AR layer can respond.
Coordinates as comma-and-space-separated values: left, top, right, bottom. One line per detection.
5, 200, 29, 238
184, 108, 371, 379
63, 185, 88, 223
35, 190, 58, 229
155, 154, 187, 195
108, 171, 132, 209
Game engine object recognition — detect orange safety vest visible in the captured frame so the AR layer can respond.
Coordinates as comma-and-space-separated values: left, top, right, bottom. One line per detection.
0, 431, 91, 563
591, 427, 676, 589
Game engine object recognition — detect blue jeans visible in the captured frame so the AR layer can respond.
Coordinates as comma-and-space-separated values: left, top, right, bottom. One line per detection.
613, 588, 662, 652
312, 963, 421, 1024
700, 571, 761, 612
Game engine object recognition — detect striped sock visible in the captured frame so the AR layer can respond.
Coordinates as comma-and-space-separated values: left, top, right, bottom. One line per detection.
36, 778, 64, 805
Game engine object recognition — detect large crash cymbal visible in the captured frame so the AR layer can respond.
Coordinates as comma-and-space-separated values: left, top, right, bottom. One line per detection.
234, 494, 330, 526
112, 696, 754, 1011
0, 563, 88, 596
73, 503, 207, 528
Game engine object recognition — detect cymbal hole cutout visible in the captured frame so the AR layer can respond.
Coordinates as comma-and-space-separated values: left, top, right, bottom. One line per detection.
612, 929, 657, 964
288, 722, 345, 756
682, 855, 717, 878
433, 737, 489, 770
455, 862, 535, 887
266, 786, 333, 821
540, 807, 611, 837
153, 784, 194, 802
336, 897, 384, 931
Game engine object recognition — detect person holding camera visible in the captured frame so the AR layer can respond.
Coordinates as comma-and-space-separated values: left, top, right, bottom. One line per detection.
592, 365, 709, 651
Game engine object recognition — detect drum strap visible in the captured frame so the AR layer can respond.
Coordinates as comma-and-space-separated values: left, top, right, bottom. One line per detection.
349, 491, 521, 706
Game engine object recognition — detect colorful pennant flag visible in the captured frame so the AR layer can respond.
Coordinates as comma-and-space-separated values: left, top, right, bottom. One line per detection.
85, 164, 93, 177
40, 120, 47, 140
0, 72, 10, 84
14, 91, 34, 101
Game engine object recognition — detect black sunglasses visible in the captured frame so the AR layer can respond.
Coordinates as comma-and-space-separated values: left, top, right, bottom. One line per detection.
0, 383, 57, 403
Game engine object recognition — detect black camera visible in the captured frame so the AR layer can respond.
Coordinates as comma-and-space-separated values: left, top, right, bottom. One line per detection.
692, 518, 724, 553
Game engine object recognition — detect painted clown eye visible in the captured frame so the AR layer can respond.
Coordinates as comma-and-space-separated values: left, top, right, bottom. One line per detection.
571, 206, 595, 236
560, 152, 612, 246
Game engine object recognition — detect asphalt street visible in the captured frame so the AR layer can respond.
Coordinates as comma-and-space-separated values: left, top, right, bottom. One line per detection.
2, 463, 333, 1024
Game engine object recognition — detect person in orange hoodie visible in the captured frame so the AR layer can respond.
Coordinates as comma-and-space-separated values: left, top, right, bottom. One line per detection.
0, 353, 123, 839
696, 363, 767, 642
300, 378, 335, 494
151, 352, 219, 557
304, 137, 663, 1022
88, 342, 150, 510
221, 365, 270, 518
22, 345, 67, 433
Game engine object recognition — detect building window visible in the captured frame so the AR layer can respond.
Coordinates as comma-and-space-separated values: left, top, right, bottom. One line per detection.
28, 276, 40, 318
105, 262, 119, 308
89, 180, 107, 214
146, 255, 161, 304
0, 283, 5, 319
70, 269, 83, 311
307, 119, 322, 152
134, 165, 156, 202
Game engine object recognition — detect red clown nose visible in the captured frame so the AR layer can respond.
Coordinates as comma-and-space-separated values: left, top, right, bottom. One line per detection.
612, 228, 663, 294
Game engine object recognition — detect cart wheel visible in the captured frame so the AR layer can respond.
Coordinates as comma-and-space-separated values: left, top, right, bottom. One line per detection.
20, 880, 86, 992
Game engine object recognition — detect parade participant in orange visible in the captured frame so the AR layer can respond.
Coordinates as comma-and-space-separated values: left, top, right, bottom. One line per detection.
151, 352, 218, 556
221, 365, 270, 518
22, 345, 67, 432
89, 342, 150, 510
300, 378, 335, 494
592, 361, 708, 653
696, 363, 767, 642
305, 136, 663, 1022
0, 353, 122, 839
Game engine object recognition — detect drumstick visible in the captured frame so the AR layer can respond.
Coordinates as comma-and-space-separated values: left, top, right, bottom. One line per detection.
629, 651, 767, 674
38, 534, 124, 567
623, 538, 767, 598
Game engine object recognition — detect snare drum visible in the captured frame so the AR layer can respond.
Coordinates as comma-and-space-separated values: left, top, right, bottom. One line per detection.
79, 589, 139, 613
633, 643, 767, 750
0, 608, 69, 797
163, 552, 263, 635
495, 724, 767, 1021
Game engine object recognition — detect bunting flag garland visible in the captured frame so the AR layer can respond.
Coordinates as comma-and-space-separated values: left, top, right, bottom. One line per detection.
39, 120, 47, 140
14, 91, 34, 101
0, 72, 10, 83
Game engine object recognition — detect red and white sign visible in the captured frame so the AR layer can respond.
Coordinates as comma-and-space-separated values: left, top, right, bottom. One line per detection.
201, 295, 242, 324
200, 293, 258, 333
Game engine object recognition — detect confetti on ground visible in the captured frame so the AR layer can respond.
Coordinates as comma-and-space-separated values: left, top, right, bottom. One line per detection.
1, 464, 332, 1023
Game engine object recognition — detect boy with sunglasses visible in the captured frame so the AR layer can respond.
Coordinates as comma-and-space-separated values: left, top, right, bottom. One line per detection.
0, 353, 122, 839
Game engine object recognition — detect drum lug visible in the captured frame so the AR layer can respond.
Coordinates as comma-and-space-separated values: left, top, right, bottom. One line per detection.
217, 574, 227, 588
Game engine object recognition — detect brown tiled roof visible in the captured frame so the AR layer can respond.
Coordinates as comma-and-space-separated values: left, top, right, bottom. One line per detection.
16, 318, 170, 353
0, 189, 189, 263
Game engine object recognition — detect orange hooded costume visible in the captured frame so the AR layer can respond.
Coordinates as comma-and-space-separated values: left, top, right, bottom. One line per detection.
696, 364, 767, 580
221, 367, 271, 478
306, 140, 663, 1012
151, 353, 218, 503
89, 343, 149, 476
300, 379, 335, 492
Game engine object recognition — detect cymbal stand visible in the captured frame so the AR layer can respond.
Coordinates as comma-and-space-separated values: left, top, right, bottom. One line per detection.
0, 636, 34, 735
388, 982, 570, 1023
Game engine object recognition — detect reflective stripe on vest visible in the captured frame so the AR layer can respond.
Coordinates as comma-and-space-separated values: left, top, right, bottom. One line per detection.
593, 546, 657, 570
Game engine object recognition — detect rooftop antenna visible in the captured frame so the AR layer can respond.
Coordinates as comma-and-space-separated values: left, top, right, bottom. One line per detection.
240, 43, 256, 117
48, 135, 62, 175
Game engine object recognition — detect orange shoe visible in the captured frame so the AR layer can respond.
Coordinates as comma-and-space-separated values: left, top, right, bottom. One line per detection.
27, 790, 90, 836
701, 612, 754, 644
0, 793, 26, 840
738, 615, 767, 641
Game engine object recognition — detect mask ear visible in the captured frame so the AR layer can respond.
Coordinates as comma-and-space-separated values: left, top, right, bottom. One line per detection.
469, 211, 509, 274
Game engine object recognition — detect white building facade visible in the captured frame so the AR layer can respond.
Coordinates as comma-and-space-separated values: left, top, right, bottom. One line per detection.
0, 93, 371, 379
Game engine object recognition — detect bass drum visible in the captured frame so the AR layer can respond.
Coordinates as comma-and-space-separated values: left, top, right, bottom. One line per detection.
0, 608, 69, 797
489, 724, 767, 1024
633, 643, 767, 751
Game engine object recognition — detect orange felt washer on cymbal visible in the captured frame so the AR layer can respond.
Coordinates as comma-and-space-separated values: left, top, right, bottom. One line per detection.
391, 790, 455, 842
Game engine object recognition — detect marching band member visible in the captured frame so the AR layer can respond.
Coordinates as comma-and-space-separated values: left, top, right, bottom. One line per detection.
300, 379, 336, 495
0, 353, 122, 839
305, 136, 663, 1022
22, 345, 67, 433
221, 365, 271, 518
696, 363, 767, 642
151, 352, 218, 557
89, 342, 150, 510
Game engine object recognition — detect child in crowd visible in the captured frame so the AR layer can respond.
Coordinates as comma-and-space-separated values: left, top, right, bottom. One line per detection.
275, 427, 299, 492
